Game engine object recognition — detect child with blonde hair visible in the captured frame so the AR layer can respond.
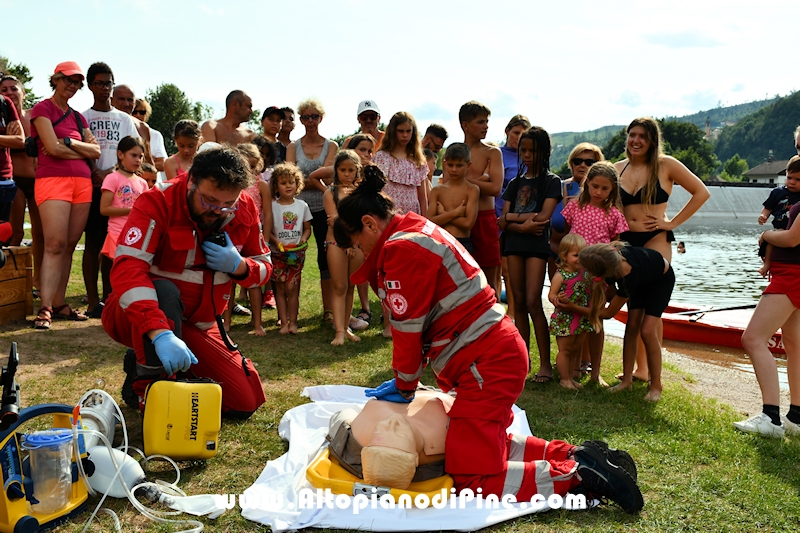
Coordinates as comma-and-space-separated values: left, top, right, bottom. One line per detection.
548, 234, 593, 390
270, 163, 312, 334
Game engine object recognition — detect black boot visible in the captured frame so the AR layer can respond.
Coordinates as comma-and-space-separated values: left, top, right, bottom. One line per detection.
121, 349, 139, 409
572, 441, 644, 514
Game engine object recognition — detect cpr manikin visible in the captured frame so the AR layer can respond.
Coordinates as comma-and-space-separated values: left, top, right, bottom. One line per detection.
327, 391, 644, 513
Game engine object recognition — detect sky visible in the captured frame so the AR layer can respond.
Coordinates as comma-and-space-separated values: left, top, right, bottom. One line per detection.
3, 0, 797, 145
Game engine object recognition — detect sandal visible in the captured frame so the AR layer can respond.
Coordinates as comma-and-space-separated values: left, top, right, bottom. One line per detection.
355, 308, 372, 324
52, 304, 88, 321
34, 307, 53, 330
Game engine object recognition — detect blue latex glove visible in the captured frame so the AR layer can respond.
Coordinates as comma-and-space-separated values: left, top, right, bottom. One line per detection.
201, 232, 242, 273
152, 331, 198, 375
364, 378, 414, 403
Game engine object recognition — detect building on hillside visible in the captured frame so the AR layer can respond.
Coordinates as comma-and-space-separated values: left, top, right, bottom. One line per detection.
743, 156, 789, 185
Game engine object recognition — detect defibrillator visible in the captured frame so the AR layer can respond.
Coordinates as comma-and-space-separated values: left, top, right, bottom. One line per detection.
142, 379, 222, 461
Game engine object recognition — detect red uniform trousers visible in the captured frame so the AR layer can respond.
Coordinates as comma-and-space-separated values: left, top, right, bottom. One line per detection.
103, 281, 266, 416
443, 317, 579, 498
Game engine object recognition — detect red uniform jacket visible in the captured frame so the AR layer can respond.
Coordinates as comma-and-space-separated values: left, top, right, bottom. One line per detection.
352, 213, 505, 393
107, 174, 272, 335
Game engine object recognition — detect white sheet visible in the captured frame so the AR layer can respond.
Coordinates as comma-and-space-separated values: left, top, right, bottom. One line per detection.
241, 385, 569, 532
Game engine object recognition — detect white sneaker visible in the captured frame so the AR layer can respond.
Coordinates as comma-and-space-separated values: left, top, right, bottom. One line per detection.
782, 415, 800, 436
733, 413, 785, 438
349, 315, 369, 331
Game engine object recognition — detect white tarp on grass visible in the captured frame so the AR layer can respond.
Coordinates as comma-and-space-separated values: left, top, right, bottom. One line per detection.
241, 385, 582, 532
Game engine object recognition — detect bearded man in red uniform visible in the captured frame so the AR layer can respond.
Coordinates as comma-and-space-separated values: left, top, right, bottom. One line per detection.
103, 147, 271, 417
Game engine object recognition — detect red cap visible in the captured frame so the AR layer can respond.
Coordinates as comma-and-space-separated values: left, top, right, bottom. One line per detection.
53, 61, 84, 79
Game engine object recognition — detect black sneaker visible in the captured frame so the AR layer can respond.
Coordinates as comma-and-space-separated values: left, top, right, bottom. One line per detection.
121, 349, 139, 410
582, 440, 638, 482
573, 441, 644, 513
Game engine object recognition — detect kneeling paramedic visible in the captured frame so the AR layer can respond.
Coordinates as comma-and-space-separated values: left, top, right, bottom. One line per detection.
102, 147, 271, 418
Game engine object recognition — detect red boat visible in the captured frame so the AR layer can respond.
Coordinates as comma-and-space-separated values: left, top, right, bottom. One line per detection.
614, 303, 785, 355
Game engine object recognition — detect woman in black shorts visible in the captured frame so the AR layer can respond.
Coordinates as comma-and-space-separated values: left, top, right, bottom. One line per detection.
577, 242, 675, 402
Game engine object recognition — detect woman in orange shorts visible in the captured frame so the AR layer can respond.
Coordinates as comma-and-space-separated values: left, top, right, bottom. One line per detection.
29, 62, 100, 329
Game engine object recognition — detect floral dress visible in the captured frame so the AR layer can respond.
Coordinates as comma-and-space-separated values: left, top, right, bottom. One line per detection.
549, 267, 593, 336
373, 150, 428, 214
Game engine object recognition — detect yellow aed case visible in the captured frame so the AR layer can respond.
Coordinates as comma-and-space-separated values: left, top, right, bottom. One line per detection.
142, 380, 222, 461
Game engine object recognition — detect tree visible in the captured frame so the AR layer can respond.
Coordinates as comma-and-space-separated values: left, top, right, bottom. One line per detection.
659, 120, 719, 179
723, 154, 749, 179
145, 83, 212, 153
248, 110, 263, 136
0, 56, 41, 108
715, 91, 800, 167
602, 128, 627, 161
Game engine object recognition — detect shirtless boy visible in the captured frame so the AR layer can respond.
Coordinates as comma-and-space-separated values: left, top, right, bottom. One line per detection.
459, 101, 504, 292
201, 90, 256, 145
427, 143, 479, 253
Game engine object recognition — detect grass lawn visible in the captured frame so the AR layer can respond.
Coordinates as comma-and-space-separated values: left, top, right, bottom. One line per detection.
1, 236, 799, 532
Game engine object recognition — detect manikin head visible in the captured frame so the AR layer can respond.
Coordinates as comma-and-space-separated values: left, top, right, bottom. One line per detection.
361, 414, 420, 489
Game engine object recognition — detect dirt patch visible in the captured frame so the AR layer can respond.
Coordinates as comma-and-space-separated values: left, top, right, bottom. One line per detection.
602, 335, 788, 416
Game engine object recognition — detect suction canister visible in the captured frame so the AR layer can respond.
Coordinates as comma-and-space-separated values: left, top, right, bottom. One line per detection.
21, 430, 73, 514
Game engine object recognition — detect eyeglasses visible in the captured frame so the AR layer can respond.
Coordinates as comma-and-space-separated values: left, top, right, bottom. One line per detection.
62, 76, 83, 88
571, 157, 597, 167
300, 113, 321, 121
91, 80, 114, 89
195, 186, 239, 213
359, 113, 378, 121
132, 109, 147, 116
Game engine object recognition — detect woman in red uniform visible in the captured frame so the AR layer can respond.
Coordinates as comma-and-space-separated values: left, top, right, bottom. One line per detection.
332, 165, 643, 512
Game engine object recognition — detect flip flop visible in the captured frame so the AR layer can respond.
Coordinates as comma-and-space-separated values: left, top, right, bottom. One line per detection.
533, 373, 553, 384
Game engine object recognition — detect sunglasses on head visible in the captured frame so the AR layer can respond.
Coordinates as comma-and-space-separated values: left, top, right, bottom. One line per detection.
300, 113, 321, 120
571, 157, 597, 167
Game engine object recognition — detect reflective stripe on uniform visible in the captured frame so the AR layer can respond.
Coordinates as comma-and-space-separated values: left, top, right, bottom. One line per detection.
395, 361, 424, 383
502, 461, 526, 496
533, 460, 556, 498
149, 266, 231, 285
116, 245, 155, 263
387, 231, 489, 335
430, 303, 505, 375
142, 219, 156, 252
119, 287, 158, 309
508, 434, 528, 462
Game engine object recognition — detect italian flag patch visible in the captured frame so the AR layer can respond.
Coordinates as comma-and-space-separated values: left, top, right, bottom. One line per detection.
385, 280, 401, 290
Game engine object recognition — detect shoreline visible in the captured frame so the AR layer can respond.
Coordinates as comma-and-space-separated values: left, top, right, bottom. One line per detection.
539, 298, 786, 417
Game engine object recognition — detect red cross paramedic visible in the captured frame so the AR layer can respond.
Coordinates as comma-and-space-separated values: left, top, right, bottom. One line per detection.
102, 147, 271, 418
332, 165, 643, 512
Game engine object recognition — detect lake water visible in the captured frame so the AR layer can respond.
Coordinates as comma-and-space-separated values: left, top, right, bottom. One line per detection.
669, 219, 766, 307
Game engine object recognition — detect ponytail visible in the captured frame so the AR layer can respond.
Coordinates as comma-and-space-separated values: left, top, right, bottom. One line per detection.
333, 164, 395, 248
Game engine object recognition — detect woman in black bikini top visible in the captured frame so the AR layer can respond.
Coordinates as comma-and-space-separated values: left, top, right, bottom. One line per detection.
614, 117, 709, 260
612, 117, 710, 383
618, 161, 670, 206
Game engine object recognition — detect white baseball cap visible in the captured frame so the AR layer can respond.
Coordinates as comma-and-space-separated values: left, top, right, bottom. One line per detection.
357, 100, 380, 116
